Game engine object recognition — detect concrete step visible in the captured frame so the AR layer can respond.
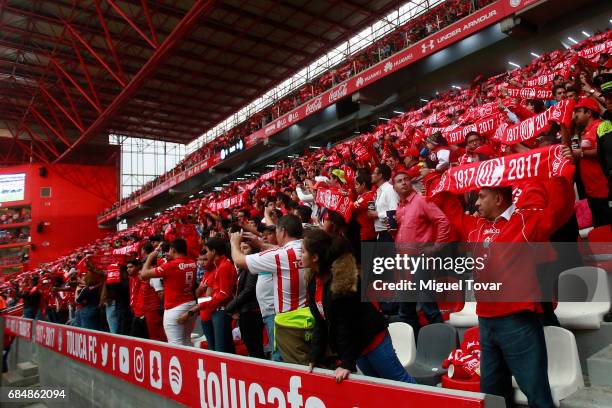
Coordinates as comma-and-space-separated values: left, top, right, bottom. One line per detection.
587, 344, 612, 387
560, 386, 612, 408
17, 362, 38, 378
1, 371, 40, 387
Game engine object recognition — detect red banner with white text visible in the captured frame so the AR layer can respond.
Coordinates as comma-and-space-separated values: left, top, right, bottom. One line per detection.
28, 320, 488, 408
428, 145, 574, 197
315, 188, 353, 222
4, 316, 32, 339
492, 99, 574, 145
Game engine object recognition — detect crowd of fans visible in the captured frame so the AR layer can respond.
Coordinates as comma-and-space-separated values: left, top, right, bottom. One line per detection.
2, 22, 612, 408
0, 208, 31, 225
100, 0, 496, 216
0, 227, 30, 245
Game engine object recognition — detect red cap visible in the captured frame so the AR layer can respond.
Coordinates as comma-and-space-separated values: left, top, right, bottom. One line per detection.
574, 97, 600, 114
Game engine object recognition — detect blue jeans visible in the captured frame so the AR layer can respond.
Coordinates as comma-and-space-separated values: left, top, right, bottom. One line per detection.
479, 312, 554, 408
203, 311, 235, 353
80, 305, 101, 331
106, 301, 120, 334
356, 332, 416, 384
23, 306, 41, 320
201, 319, 215, 351
263, 314, 282, 361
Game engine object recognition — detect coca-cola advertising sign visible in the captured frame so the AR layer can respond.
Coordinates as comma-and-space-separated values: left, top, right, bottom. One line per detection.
305, 97, 323, 115
327, 83, 348, 104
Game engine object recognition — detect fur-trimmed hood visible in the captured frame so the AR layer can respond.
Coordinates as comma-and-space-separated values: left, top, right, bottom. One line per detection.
330, 253, 359, 295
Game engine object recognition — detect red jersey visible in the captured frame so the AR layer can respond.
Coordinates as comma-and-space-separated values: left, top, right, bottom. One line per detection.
352, 190, 377, 241
438, 175, 574, 317
130, 275, 161, 317
198, 256, 237, 320
580, 119, 609, 198
153, 256, 196, 309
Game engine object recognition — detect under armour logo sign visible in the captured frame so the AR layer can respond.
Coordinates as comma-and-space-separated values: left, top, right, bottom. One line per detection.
421, 40, 435, 54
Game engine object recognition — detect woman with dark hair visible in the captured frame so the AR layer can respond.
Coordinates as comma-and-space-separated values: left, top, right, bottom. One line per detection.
226, 241, 265, 358
179, 236, 237, 353
303, 229, 415, 383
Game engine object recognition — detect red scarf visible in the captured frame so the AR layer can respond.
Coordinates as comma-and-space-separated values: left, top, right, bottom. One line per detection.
427, 145, 574, 197
315, 188, 353, 222
504, 86, 553, 100
424, 114, 503, 145
492, 99, 574, 145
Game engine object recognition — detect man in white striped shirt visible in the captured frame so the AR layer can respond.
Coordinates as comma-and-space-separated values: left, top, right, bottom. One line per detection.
231, 215, 309, 363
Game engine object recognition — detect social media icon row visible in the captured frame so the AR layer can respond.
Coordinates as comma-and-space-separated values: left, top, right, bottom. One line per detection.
98, 342, 181, 394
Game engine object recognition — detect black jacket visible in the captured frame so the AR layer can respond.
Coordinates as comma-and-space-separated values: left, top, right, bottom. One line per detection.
597, 110, 612, 197
226, 268, 259, 314
307, 253, 387, 371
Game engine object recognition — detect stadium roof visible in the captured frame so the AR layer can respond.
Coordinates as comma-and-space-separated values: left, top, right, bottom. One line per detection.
0, 0, 405, 163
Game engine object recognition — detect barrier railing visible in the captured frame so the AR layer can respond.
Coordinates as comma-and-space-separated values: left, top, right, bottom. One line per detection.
2, 316, 503, 407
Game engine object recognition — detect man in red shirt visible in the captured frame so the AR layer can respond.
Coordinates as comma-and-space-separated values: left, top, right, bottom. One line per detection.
393, 170, 449, 335
141, 238, 196, 346
572, 97, 610, 226
438, 148, 575, 408
352, 170, 377, 256
127, 259, 166, 342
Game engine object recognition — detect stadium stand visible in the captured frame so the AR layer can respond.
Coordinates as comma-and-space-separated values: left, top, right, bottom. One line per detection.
2, 0, 612, 407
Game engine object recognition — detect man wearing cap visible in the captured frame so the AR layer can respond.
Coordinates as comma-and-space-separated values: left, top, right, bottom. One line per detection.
329, 168, 348, 191
572, 97, 610, 226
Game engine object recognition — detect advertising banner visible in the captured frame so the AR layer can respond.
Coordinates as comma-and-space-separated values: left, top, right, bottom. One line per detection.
30, 320, 488, 407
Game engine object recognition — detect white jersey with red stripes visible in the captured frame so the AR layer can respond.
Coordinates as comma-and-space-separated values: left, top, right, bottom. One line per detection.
245, 239, 307, 313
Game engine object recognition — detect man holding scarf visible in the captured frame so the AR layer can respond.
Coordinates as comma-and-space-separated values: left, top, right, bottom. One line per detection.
436, 146, 575, 408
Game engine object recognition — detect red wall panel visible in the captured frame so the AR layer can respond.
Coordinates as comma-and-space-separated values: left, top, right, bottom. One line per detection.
0, 163, 118, 269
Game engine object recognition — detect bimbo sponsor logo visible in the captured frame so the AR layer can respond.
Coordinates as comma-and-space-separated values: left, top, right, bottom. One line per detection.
328, 83, 348, 104
305, 96, 323, 115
